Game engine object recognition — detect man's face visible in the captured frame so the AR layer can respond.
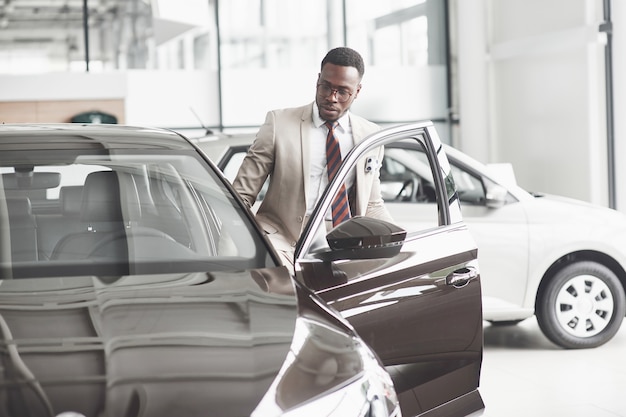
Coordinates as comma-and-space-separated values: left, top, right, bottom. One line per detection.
316, 63, 362, 122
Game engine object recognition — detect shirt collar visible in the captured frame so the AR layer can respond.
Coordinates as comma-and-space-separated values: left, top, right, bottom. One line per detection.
312, 102, 350, 131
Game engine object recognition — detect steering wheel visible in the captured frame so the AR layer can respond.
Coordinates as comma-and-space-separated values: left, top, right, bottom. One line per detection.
88, 227, 177, 258
394, 178, 420, 202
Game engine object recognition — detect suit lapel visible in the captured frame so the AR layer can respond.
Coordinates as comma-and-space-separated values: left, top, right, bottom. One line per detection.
300, 103, 314, 203
350, 114, 367, 144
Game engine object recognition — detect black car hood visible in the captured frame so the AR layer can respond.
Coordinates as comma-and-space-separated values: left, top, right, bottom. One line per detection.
0, 267, 298, 417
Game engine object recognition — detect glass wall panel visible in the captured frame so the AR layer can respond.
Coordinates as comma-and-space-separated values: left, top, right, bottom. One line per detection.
0, 0, 219, 73
0, 0, 449, 139
345, 0, 450, 139
0, 0, 156, 73
219, 0, 330, 69
216, 0, 450, 137
218, 0, 332, 129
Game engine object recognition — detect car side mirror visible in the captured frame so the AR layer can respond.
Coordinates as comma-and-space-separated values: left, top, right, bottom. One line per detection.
485, 184, 508, 208
319, 216, 406, 262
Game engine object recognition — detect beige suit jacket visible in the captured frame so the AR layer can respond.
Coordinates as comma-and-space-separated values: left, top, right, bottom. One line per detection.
233, 102, 392, 246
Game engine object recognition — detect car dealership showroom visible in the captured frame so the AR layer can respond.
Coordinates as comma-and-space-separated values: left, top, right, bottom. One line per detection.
1, 1, 626, 416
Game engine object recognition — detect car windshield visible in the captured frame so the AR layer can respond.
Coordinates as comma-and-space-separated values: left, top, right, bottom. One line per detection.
0, 149, 274, 279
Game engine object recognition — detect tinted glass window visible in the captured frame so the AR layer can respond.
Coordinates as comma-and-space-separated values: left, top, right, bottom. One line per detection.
380, 144, 440, 232
450, 164, 486, 205
381, 145, 502, 223
0, 150, 273, 279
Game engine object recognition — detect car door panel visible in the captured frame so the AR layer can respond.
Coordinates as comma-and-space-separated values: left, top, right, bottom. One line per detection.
297, 225, 481, 416
295, 123, 483, 417
460, 203, 529, 315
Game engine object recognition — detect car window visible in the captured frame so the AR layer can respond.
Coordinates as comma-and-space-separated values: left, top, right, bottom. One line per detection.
0, 150, 274, 279
382, 146, 487, 206
450, 164, 486, 204
221, 149, 268, 207
300, 136, 456, 264
376, 144, 442, 233
223, 151, 246, 182
221, 141, 446, 233
381, 147, 436, 202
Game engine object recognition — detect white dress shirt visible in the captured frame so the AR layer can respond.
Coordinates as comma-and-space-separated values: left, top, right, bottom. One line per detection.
307, 103, 356, 217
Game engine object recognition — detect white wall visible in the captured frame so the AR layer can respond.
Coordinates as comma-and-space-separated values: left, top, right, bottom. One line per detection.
0, 71, 218, 130
125, 70, 219, 128
455, 0, 609, 206
455, 0, 490, 162
0, 72, 126, 101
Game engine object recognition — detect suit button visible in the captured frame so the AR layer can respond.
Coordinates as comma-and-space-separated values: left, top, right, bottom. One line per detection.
297, 216, 303, 222
291, 241, 296, 247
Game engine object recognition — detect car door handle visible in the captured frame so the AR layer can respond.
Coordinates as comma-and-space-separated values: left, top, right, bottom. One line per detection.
446, 267, 478, 288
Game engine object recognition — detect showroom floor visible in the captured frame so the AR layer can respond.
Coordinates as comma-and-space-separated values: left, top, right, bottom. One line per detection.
479, 317, 626, 416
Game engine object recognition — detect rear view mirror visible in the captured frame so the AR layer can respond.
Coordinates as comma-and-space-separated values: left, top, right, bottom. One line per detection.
2, 172, 61, 190
323, 216, 406, 261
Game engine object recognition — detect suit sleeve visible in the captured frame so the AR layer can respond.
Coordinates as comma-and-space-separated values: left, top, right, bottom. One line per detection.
232, 112, 276, 208
364, 145, 394, 223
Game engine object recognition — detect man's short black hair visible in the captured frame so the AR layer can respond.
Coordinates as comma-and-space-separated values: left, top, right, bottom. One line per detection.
321, 47, 365, 79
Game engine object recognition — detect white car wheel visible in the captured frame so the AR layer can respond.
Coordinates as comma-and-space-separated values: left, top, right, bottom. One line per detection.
536, 261, 626, 349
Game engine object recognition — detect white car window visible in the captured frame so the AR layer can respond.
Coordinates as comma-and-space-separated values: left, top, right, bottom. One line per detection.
223, 152, 245, 182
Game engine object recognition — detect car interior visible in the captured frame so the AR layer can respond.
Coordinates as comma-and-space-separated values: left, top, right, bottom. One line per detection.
0, 154, 271, 279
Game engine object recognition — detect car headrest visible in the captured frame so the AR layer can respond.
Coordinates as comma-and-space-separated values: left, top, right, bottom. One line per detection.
80, 171, 124, 223
5, 197, 32, 218
60, 186, 83, 217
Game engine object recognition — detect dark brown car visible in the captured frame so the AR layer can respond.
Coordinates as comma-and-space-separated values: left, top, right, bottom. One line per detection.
0, 122, 483, 417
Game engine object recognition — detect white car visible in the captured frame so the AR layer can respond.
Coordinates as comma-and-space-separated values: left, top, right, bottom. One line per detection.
194, 130, 626, 349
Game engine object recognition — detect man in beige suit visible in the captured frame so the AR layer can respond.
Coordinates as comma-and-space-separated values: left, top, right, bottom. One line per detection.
233, 47, 392, 265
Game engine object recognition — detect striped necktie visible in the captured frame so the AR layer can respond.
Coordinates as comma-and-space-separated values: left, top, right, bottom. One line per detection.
325, 121, 351, 226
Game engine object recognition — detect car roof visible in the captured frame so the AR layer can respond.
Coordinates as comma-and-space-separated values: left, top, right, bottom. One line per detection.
442, 143, 532, 200
190, 132, 255, 162
0, 123, 195, 151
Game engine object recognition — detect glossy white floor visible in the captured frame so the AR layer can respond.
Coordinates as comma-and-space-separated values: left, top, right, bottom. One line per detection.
480, 317, 626, 417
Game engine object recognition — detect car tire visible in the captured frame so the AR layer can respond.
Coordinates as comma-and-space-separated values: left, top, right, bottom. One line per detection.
536, 261, 626, 349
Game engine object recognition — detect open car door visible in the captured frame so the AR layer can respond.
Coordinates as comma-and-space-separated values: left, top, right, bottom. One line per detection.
294, 122, 484, 417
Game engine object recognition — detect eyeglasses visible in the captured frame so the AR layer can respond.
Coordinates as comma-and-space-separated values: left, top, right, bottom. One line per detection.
316, 83, 354, 103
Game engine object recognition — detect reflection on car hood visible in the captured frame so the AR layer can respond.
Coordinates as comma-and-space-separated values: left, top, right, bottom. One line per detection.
0, 269, 298, 417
